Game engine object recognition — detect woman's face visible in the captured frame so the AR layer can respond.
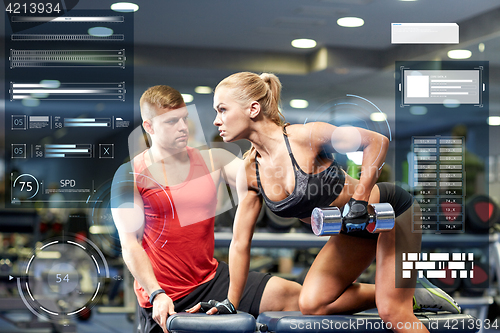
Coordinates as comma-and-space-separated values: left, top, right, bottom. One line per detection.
213, 87, 250, 142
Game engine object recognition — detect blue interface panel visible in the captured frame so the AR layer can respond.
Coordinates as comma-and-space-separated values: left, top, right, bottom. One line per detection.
5, 10, 134, 208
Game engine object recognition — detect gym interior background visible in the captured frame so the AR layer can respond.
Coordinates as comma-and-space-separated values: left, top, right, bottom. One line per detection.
1, 0, 500, 332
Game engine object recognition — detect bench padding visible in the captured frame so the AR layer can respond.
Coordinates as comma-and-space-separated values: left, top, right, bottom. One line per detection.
166, 312, 256, 333
256, 311, 478, 333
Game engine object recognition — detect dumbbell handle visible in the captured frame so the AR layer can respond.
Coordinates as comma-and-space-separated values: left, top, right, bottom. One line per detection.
344, 214, 376, 233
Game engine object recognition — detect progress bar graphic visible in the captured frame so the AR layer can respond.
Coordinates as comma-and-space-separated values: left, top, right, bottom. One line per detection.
11, 34, 124, 41
45, 144, 93, 158
64, 118, 111, 127
12, 16, 124, 22
10, 49, 126, 68
10, 82, 126, 101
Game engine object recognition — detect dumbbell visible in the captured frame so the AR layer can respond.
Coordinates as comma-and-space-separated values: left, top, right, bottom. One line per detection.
311, 203, 395, 236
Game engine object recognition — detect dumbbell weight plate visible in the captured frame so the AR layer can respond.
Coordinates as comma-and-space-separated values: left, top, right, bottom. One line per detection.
366, 203, 396, 233
311, 207, 342, 236
461, 261, 489, 296
465, 194, 499, 233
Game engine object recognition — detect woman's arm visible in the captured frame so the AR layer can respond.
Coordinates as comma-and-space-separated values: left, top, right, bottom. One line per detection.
227, 159, 262, 307
351, 128, 389, 201
308, 122, 390, 200
188, 156, 262, 315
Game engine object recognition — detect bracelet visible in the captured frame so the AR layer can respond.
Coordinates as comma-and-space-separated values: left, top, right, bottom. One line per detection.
149, 289, 166, 305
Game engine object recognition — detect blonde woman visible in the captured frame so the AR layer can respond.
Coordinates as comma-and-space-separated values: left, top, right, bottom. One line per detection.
198, 72, 460, 333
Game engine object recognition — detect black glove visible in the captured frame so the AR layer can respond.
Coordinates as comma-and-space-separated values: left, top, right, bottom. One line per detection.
344, 198, 369, 233
199, 299, 237, 315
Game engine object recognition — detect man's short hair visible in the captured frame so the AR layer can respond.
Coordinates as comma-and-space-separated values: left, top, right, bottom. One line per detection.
140, 85, 185, 121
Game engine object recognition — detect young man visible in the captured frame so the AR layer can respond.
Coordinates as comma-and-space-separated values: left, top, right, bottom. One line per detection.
111, 85, 301, 333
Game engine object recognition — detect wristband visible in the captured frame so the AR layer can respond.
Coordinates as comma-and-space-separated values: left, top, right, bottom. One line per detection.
149, 288, 166, 305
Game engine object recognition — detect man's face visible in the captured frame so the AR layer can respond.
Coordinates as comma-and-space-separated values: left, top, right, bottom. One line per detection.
143, 103, 189, 151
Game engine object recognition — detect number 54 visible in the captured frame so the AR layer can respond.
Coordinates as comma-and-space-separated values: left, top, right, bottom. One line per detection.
56, 274, 69, 283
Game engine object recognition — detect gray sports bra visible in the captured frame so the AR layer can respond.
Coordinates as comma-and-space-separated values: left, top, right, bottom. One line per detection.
255, 128, 345, 219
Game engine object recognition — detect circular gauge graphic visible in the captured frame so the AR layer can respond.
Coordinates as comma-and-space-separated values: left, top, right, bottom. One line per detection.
89, 179, 121, 258
12, 174, 40, 201
18, 235, 109, 320
306, 94, 392, 141
304, 94, 392, 170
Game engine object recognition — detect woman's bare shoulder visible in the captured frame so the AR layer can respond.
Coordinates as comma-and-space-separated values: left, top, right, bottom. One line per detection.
286, 122, 334, 148
241, 149, 259, 189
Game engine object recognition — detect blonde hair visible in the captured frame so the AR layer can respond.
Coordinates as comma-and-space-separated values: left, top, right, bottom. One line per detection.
139, 85, 185, 122
215, 72, 287, 158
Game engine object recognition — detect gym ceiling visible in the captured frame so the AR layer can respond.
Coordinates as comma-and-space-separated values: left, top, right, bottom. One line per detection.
2, 0, 499, 139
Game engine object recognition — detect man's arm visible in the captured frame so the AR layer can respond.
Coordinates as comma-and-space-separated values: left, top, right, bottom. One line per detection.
208, 147, 243, 189
111, 164, 175, 332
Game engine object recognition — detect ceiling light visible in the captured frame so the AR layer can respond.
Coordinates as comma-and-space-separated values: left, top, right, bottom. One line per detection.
111, 2, 139, 12
40, 80, 60, 88
31, 92, 49, 98
89, 225, 116, 234
88, 27, 113, 37
409, 106, 427, 115
370, 112, 387, 122
443, 99, 460, 108
194, 86, 212, 94
22, 97, 40, 107
181, 94, 194, 103
488, 117, 500, 126
290, 99, 309, 109
291, 39, 317, 49
447, 49, 471, 60
478, 43, 485, 53
37, 251, 61, 259
337, 17, 364, 28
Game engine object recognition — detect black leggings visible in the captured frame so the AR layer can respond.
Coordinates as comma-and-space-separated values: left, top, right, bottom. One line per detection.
377, 182, 414, 218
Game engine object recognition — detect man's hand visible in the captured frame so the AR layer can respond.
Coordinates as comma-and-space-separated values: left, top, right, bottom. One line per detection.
152, 293, 176, 332
185, 299, 236, 315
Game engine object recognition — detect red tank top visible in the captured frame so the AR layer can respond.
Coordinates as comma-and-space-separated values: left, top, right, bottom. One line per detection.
133, 147, 218, 307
